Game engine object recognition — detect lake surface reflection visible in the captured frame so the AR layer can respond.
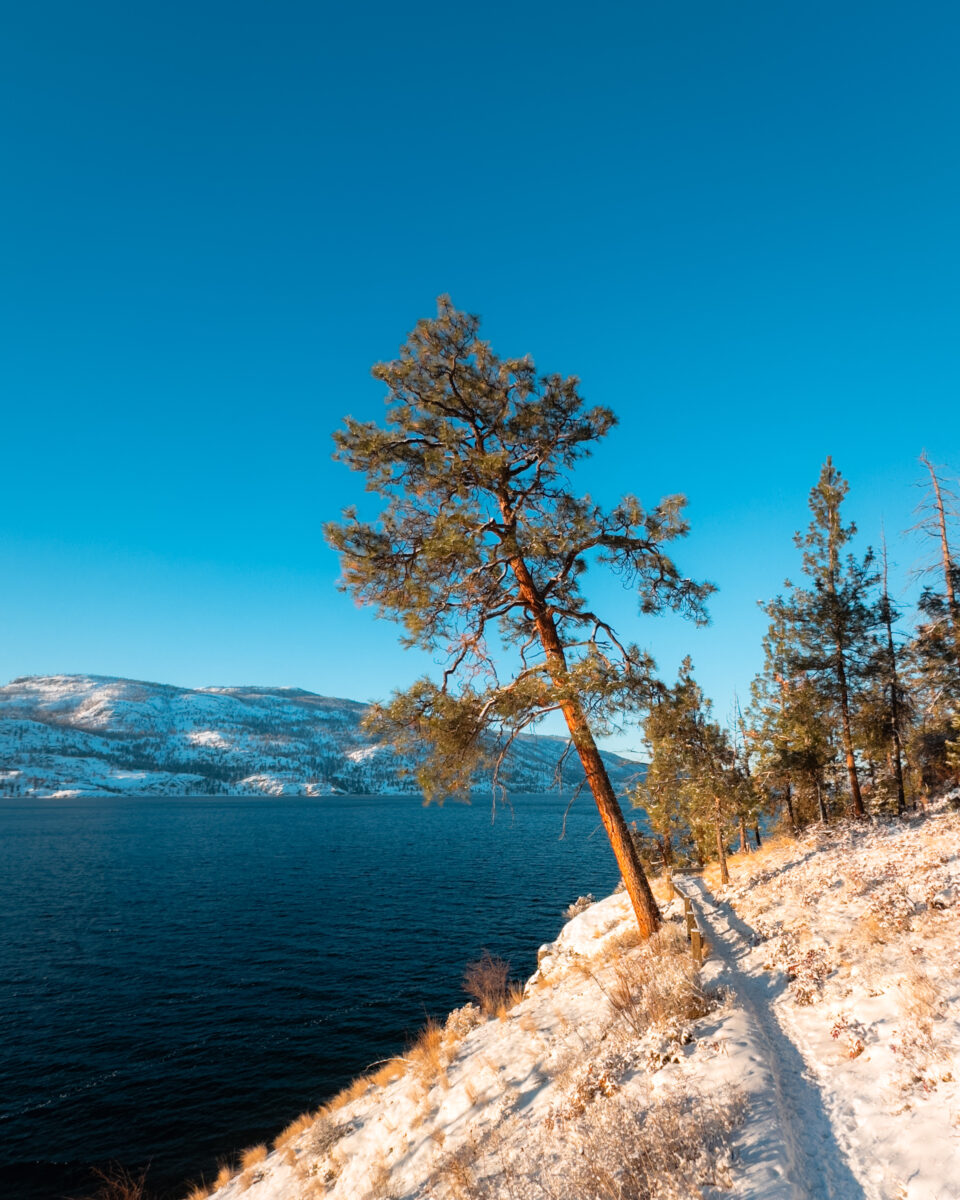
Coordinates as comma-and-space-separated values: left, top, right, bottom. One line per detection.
0, 793, 626, 1199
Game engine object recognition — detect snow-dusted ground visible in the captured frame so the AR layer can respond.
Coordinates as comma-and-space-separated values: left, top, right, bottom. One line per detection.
190, 798, 960, 1200
711, 795, 960, 1199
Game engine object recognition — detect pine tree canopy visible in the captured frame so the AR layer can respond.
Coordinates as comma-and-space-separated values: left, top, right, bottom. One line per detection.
325, 297, 714, 801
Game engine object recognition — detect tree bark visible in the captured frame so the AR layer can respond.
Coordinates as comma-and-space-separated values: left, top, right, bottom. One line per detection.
508, 551, 661, 937
753, 821, 762, 849
784, 781, 799, 833
715, 797, 730, 885
880, 541, 907, 817
659, 834, 676, 898
836, 654, 866, 817
816, 777, 829, 824
738, 815, 749, 855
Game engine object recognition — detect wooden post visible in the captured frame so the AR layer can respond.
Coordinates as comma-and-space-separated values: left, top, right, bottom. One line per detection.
691, 928, 703, 966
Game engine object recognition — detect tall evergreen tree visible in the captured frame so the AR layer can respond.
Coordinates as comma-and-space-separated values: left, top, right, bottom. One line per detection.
787, 458, 880, 817
642, 659, 743, 884
326, 298, 713, 937
861, 535, 909, 814
748, 594, 835, 829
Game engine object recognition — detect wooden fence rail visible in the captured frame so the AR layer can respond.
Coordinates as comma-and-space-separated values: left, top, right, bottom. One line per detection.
679, 891, 705, 967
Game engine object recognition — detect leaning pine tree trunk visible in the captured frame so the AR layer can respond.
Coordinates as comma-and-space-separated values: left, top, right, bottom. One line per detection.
511, 555, 661, 937
562, 702, 661, 935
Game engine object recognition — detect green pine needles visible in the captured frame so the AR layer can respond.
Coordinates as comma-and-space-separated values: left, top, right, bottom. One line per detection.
326, 297, 713, 936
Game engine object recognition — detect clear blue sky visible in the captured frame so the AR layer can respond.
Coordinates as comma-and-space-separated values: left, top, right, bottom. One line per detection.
3, 1, 959, 753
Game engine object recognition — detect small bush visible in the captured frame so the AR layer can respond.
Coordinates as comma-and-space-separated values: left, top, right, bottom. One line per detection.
308, 1115, 353, 1156
593, 926, 710, 1036
564, 894, 595, 919
79, 1166, 152, 1200
463, 951, 512, 1015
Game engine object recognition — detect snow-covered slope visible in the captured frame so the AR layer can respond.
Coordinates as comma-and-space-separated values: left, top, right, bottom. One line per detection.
191, 797, 960, 1200
0, 675, 644, 799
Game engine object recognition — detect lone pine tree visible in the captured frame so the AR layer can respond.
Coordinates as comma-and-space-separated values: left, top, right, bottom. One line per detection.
326, 298, 712, 937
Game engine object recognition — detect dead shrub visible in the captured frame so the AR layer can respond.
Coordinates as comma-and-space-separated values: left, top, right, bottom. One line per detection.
78, 1166, 152, 1200
463, 951, 513, 1015
564, 894, 595, 918
436, 1138, 482, 1200
308, 1114, 353, 1156
594, 928, 710, 1036
430, 1086, 742, 1200
548, 1086, 742, 1200
891, 966, 951, 1091
365, 1151, 396, 1199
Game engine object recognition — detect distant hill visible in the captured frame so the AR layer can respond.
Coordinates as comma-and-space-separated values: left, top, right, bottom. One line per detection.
0, 675, 646, 799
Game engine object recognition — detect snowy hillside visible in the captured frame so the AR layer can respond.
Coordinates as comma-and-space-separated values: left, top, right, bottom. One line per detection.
0, 675, 644, 799
189, 796, 960, 1200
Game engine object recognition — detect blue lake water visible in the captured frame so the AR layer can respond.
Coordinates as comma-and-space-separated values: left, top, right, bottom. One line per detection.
0, 794, 628, 1199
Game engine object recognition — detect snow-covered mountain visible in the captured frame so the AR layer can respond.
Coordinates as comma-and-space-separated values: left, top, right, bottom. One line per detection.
0, 675, 645, 799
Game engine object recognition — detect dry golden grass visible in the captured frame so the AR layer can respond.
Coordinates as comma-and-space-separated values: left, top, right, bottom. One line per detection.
463, 1079, 480, 1105
326, 1074, 372, 1111
240, 1144, 267, 1170
370, 1056, 407, 1087
903, 965, 942, 1027
495, 982, 525, 1019
214, 1164, 235, 1189
273, 1110, 316, 1149
609, 925, 643, 955
183, 1185, 211, 1200
408, 1018, 444, 1072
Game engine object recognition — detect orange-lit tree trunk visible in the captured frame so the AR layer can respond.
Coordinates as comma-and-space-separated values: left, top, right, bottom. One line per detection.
510, 552, 661, 937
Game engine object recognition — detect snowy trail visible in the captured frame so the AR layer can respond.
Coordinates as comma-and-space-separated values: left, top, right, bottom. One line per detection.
677, 877, 870, 1200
